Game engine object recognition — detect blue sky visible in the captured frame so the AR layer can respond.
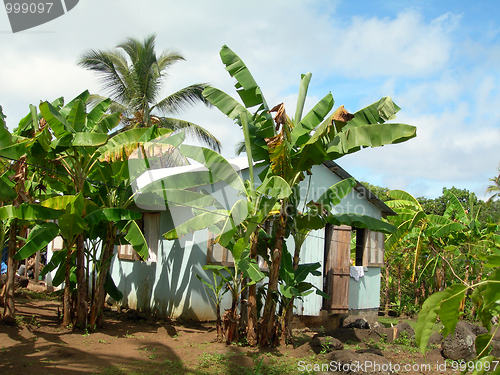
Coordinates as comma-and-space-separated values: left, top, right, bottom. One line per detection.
1, 0, 499, 200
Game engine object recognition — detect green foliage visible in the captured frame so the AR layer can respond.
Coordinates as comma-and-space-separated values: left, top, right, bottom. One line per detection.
415, 253, 500, 366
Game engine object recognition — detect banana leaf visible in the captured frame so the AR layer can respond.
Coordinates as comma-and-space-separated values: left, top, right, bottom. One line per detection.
14, 222, 59, 260
0, 204, 62, 220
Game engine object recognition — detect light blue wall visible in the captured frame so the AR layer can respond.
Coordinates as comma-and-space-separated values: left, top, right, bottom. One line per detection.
348, 267, 381, 310
109, 163, 385, 320
109, 205, 233, 321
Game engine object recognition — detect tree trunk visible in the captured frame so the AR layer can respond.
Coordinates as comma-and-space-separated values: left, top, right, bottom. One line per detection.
216, 304, 223, 342
384, 265, 390, 312
246, 231, 259, 346
259, 208, 287, 347
89, 223, 115, 328
75, 234, 88, 329
280, 299, 294, 346
397, 264, 402, 311
280, 239, 302, 346
239, 277, 248, 329
224, 295, 239, 344
63, 244, 72, 327
2, 219, 18, 324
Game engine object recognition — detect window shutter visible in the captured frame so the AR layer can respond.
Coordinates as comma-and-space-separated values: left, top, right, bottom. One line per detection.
118, 243, 140, 260
323, 224, 351, 314
363, 230, 385, 267
144, 213, 161, 262
52, 236, 64, 251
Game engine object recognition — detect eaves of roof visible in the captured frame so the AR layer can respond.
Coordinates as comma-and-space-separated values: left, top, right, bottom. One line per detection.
322, 160, 396, 217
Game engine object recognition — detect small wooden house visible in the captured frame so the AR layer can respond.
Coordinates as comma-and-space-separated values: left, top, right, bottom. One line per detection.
46, 159, 394, 325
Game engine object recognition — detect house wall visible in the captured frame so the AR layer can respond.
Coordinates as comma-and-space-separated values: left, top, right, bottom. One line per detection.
291, 164, 382, 315
109, 162, 385, 320
348, 267, 381, 310
109, 204, 233, 321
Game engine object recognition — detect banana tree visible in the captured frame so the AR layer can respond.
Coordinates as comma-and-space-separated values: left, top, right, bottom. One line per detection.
157, 142, 286, 341
385, 190, 469, 298
415, 238, 500, 369
31, 92, 167, 327
202, 45, 416, 346
0, 105, 63, 322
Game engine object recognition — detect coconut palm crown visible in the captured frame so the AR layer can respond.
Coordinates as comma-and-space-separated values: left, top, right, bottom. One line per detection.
486, 165, 500, 201
78, 34, 221, 152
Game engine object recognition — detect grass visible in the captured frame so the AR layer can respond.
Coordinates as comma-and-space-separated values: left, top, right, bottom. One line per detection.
91, 351, 320, 375
20, 289, 59, 301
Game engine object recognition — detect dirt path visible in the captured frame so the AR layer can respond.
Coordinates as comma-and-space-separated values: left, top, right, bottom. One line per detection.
1, 294, 458, 375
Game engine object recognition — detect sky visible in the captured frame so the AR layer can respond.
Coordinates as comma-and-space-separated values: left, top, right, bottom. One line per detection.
1, 0, 499, 200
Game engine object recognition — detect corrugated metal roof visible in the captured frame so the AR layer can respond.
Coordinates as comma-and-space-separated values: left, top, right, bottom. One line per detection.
134, 156, 395, 217
322, 160, 396, 217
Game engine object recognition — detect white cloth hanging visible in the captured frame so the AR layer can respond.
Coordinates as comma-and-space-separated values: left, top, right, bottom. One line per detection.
350, 266, 365, 281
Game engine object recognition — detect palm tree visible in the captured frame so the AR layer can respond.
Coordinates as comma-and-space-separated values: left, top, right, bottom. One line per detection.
486, 165, 500, 201
78, 35, 221, 152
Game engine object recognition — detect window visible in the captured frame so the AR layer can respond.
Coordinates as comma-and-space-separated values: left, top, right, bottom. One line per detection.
364, 229, 385, 267
207, 231, 234, 267
354, 228, 384, 267
206, 226, 270, 270
51, 236, 64, 251
118, 212, 161, 262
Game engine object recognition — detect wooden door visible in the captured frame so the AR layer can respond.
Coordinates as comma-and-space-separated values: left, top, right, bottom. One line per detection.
323, 224, 351, 314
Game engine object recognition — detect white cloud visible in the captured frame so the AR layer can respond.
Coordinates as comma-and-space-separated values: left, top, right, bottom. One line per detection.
324, 10, 460, 78
0, 0, 498, 202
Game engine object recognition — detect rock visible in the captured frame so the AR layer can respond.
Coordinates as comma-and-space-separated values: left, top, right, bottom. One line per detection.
490, 340, 500, 358
463, 321, 487, 336
309, 335, 344, 353
326, 350, 391, 375
165, 325, 178, 337
442, 321, 478, 361
371, 321, 384, 329
356, 347, 384, 357
345, 318, 370, 329
395, 321, 415, 340
354, 318, 371, 329
428, 332, 444, 346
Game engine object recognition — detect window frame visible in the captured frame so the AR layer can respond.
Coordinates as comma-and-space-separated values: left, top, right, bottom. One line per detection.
117, 212, 161, 262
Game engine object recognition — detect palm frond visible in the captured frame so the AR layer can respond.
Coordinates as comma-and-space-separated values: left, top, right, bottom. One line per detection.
80, 35, 216, 150
152, 84, 212, 115
156, 51, 185, 74
158, 117, 221, 153
78, 50, 130, 104
235, 140, 246, 155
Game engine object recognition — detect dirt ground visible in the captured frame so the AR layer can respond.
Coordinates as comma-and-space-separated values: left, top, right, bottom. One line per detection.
0, 290, 459, 375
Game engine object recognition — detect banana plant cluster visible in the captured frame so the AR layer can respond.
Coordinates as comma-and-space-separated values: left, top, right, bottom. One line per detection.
385, 189, 497, 307
161, 45, 415, 346
415, 248, 500, 372
0, 91, 173, 328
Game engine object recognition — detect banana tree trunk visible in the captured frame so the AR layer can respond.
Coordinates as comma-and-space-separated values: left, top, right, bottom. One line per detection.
246, 230, 259, 346
224, 290, 240, 344
89, 223, 115, 328
63, 244, 72, 327
2, 218, 18, 324
385, 265, 390, 312
259, 208, 287, 347
75, 234, 87, 329
280, 239, 302, 346
280, 299, 294, 346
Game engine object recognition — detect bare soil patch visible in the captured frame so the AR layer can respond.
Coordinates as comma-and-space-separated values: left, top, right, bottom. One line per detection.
1, 291, 459, 374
